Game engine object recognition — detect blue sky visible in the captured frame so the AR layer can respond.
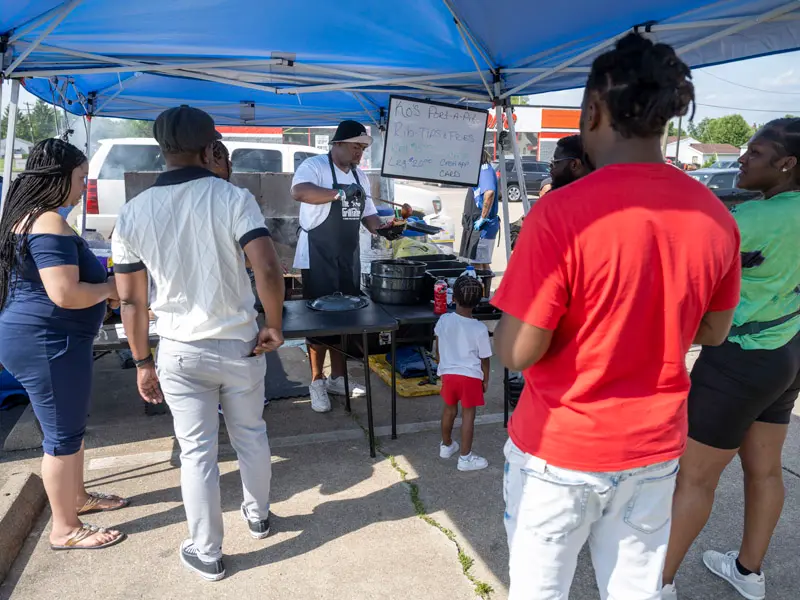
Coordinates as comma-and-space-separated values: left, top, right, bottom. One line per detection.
3, 51, 799, 130
531, 50, 800, 127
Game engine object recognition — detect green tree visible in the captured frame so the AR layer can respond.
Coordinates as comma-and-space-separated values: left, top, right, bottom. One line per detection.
704, 114, 754, 147
688, 117, 710, 142
511, 96, 529, 106
1, 106, 32, 141
120, 119, 153, 137
667, 121, 679, 137
2, 101, 70, 143
27, 100, 66, 142
688, 114, 753, 147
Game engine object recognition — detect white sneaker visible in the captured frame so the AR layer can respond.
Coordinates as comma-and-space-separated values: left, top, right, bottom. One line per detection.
458, 453, 488, 471
703, 550, 765, 600
309, 380, 331, 413
326, 376, 366, 398
439, 441, 460, 459
661, 583, 678, 600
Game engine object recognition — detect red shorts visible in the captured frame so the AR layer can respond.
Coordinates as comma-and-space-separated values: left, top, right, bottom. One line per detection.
440, 374, 485, 408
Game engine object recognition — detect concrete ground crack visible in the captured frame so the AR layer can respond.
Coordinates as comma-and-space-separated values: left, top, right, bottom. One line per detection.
348, 410, 494, 599
783, 465, 800, 479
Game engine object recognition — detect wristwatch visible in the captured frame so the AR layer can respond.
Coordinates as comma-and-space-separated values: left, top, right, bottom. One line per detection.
134, 354, 154, 369
335, 189, 346, 202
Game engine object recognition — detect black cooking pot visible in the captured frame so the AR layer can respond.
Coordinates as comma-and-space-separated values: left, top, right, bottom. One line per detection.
370, 259, 426, 278
368, 260, 426, 305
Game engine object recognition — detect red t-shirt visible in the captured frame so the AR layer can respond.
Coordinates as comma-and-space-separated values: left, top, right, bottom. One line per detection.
492, 163, 741, 471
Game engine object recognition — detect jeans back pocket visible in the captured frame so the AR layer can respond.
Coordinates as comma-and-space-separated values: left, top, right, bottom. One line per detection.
520, 468, 590, 542
624, 461, 679, 534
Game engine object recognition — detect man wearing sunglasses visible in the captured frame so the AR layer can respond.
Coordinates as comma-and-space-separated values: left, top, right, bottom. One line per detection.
512, 136, 591, 250
540, 135, 592, 197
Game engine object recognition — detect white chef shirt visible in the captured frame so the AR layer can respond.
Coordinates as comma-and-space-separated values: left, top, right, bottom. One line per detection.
434, 313, 492, 380
112, 167, 269, 343
291, 153, 377, 269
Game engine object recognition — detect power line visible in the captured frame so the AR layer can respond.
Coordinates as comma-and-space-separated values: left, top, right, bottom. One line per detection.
696, 70, 800, 96
696, 102, 798, 114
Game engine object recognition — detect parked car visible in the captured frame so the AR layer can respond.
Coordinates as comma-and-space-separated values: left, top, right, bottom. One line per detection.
85, 138, 324, 237
689, 168, 763, 209
687, 168, 740, 190
708, 159, 740, 169
492, 157, 550, 202
712, 187, 763, 209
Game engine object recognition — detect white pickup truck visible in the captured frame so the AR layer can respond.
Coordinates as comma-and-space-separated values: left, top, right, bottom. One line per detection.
82, 138, 448, 240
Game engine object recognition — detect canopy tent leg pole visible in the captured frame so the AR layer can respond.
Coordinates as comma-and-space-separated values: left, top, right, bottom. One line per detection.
80, 116, 91, 236
504, 104, 531, 215
1, 80, 21, 213
495, 104, 512, 262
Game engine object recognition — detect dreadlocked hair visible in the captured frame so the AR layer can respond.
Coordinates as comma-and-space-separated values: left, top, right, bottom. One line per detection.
0, 139, 87, 311
587, 33, 695, 139
453, 275, 484, 308
759, 117, 800, 185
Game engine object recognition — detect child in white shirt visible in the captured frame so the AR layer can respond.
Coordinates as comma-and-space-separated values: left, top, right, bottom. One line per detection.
434, 275, 492, 471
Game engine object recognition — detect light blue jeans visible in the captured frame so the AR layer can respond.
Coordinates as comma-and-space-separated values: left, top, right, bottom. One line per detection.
158, 337, 271, 561
504, 439, 679, 600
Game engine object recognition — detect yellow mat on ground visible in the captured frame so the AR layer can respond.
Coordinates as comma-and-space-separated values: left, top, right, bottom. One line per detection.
368, 354, 441, 398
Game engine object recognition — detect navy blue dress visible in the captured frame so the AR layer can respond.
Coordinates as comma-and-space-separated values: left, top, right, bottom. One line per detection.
0, 234, 107, 456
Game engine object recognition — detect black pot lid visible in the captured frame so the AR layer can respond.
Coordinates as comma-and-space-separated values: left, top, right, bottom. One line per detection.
307, 292, 369, 312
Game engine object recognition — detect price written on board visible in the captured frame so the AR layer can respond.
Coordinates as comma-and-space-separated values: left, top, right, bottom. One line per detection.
381, 96, 488, 186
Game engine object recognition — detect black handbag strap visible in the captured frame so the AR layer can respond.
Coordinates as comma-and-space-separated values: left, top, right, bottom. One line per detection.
730, 307, 800, 337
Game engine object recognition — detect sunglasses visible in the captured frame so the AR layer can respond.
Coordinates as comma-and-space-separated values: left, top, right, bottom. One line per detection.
549, 157, 580, 169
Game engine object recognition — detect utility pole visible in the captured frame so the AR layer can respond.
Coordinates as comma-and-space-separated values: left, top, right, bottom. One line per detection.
23, 103, 35, 143
674, 115, 683, 167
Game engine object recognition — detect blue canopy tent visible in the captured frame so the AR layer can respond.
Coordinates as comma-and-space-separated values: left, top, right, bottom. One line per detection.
2, 0, 800, 249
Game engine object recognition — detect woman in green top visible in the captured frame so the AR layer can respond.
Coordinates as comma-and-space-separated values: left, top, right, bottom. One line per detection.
664, 118, 800, 600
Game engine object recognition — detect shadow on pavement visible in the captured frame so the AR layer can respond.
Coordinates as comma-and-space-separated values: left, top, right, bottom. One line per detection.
384, 415, 800, 599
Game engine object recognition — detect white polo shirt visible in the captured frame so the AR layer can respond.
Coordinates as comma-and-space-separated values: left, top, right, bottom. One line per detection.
112, 167, 269, 343
291, 154, 377, 269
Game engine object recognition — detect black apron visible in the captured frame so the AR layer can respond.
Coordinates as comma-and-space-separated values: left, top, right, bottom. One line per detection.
303, 154, 365, 299
459, 187, 481, 261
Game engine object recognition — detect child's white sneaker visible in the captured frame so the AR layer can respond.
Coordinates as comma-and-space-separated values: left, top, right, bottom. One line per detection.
439, 441, 460, 459
458, 453, 488, 471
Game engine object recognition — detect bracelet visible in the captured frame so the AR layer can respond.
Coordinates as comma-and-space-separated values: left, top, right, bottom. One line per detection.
134, 355, 154, 369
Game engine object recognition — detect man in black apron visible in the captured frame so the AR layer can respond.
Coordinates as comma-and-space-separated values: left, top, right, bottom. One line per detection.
291, 120, 384, 412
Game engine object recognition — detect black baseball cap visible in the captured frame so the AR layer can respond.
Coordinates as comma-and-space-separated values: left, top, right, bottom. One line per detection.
331, 120, 373, 146
153, 105, 221, 153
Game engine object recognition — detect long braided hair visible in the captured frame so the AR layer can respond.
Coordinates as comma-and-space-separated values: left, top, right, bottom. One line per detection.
0, 139, 87, 310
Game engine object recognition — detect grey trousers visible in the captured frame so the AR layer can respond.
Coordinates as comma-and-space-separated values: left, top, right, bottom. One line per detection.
158, 337, 272, 561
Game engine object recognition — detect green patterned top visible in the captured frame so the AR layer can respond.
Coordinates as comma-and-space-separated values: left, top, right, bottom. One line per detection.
729, 191, 800, 350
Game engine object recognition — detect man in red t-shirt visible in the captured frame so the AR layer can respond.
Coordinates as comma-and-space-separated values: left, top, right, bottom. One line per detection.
492, 35, 741, 600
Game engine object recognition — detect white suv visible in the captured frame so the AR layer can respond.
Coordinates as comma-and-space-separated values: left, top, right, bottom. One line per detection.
85, 138, 324, 238
84, 138, 450, 241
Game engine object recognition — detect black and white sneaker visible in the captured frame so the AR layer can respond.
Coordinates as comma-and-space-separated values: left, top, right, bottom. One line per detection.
179, 539, 225, 582
241, 504, 271, 540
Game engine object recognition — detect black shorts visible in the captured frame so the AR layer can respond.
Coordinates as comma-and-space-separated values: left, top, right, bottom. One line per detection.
688, 332, 800, 449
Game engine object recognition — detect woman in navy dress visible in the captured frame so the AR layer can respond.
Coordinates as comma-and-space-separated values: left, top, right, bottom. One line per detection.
0, 140, 126, 550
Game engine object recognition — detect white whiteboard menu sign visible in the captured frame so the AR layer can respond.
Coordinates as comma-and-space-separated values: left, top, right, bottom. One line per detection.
381, 96, 489, 187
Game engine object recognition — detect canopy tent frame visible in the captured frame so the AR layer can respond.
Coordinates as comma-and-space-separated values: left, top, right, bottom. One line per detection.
4, 1, 800, 102
2, 0, 800, 255
1, 79, 21, 203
